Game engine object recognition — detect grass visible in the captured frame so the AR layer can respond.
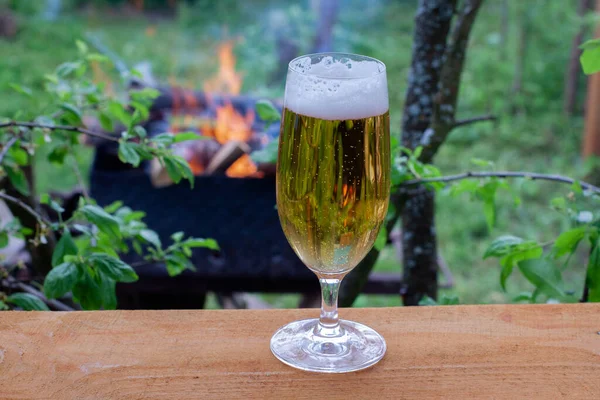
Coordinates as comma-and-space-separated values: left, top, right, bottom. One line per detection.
0, 1, 591, 307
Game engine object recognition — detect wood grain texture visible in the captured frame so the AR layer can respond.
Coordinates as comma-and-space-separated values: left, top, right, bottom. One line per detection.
0, 304, 598, 399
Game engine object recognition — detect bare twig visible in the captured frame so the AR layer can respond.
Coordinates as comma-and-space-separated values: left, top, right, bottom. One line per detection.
453, 114, 497, 129
0, 121, 119, 143
401, 171, 600, 194
0, 136, 18, 164
4, 276, 75, 311
0, 191, 53, 226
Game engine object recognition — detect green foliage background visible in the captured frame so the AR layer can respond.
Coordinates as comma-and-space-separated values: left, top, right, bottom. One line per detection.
2, 0, 598, 307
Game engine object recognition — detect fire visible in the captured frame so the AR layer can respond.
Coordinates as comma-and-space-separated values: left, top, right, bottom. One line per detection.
214, 101, 254, 144
203, 41, 243, 96
169, 39, 261, 178
205, 40, 258, 178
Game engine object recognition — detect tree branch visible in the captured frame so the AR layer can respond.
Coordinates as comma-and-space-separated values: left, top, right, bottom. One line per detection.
0, 121, 119, 143
0, 191, 53, 226
0, 136, 18, 164
401, 171, 600, 194
422, 0, 485, 163
3, 276, 75, 311
452, 114, 497, 129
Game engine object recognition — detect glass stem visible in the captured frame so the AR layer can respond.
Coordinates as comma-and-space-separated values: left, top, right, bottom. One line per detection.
315, 275, 344, 338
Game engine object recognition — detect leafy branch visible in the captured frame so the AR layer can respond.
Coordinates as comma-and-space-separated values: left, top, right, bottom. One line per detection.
0, 121, 119, 143
400, 171, 600, 194
0, 41, 215, 311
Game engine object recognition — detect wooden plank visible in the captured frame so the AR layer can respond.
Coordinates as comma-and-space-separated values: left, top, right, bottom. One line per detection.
0, 305, 598, 399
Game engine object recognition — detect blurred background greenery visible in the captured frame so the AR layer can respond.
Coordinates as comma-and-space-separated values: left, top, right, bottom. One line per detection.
0, 0, 596, 307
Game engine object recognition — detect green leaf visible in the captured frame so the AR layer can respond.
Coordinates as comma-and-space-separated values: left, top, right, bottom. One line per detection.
499, 246, 543, 291
374, 227, 387, 251
9, 83, 33, 97
107, 101, 131, 127
164, 253, 192, 277
140, 229, 161, 248
551, 196, 566, 210
48, 145, 69, 165
482, 195, 496, 231
6, 293, 49, 311
164, 155, 194, 188
52, 231, 78, 267
0, 231, 9, 248
86, 53, 111, 63
470, 158, 494, 168
173, 132, 203, 143
60, 103, 83, 125
104, 200, 123, 214
171, 231, 184, 242
6, 167, 30, 196
96, 272, 117, 310
571, 180, 583, 195
130, 88, 161, 103
86, 93, 100, 105
518, 258, 565, 299
9, 147, 28, 166
151, 133, 175, 147
79, 205, 121, 239
449, 179, 480, 196
438, 295, 459, 305
255, 100, 281, 123
72, 267, 103, 310
76, 39, 88, 54
118, 141, 141, 167
418, 296, 438, 306
553, 226, 586, 258
513, 292, 534, 303
586, 240, 600, 302
55, 61, 82, 78
133, 126, 147, 139
484, 235, 525, 258
581, 39, 600, 74
99, 112, 114, 132
184, 237, 219, 250
89, 253, 138, 283
499, 259, 514, 291
43, 262, 79, 299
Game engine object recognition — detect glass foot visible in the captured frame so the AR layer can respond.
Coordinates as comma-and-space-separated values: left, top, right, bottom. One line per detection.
270, 318, 386, 373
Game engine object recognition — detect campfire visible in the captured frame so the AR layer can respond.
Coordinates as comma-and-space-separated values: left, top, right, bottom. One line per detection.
162, 40, 274, 180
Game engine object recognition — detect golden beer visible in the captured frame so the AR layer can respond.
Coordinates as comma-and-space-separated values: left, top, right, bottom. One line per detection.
276, 108, 390, 274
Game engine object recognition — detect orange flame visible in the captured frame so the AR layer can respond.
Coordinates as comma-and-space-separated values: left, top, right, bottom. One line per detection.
206, 40, 258, 178
171, 39, 260, 178
203, 41, 243, 95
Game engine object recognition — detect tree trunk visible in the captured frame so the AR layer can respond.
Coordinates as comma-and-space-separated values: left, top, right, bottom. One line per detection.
400, 187, 437, 305
399, 0, 457, 305
564, 0, 593, 116
341, 0, 485, 306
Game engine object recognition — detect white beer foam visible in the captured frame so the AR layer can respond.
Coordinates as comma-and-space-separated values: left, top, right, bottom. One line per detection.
285, 55, 389, 120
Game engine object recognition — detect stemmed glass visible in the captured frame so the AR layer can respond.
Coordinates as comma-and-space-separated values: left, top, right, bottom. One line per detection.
271, 53, 390, 373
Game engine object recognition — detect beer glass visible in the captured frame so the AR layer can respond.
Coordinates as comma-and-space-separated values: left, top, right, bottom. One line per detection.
271, 53, 390, 373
